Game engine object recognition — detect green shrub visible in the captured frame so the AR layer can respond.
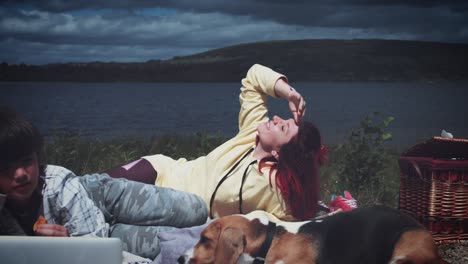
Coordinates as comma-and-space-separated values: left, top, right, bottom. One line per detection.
321, 112, 400, 207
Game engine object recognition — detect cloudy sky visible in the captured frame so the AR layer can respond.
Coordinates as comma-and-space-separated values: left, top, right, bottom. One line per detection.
1, 0, 467, 65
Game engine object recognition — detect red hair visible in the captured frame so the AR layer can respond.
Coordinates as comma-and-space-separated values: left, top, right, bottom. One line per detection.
259, 121, 327, 220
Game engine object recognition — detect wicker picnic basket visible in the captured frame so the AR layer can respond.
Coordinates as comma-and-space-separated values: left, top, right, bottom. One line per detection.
399, 137, 468, 244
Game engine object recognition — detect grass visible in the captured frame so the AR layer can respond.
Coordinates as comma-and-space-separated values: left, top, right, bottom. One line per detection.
41, 131, 228, 174
41, 113, 401, 208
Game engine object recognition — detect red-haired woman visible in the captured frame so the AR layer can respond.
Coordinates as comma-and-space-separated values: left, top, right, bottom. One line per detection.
107, 64, 327, 221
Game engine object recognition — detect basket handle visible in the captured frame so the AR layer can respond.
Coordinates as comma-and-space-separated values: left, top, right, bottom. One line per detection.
409, 159, 429, 183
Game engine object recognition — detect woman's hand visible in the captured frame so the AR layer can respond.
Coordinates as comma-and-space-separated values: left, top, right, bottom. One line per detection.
287, 87, 306, 123
274, 78, 306, 123
35, 223, 69, 237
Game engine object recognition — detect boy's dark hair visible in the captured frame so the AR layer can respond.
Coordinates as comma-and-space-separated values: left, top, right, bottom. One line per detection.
0, 106, 43, 168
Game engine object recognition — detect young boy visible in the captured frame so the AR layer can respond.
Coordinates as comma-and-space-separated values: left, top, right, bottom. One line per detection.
0, 106, 208, 259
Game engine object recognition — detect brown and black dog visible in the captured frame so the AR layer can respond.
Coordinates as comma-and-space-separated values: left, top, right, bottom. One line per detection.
179, 206, 443, 264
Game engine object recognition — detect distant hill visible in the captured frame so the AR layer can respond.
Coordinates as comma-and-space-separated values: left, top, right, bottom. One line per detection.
1, 39, 467, 82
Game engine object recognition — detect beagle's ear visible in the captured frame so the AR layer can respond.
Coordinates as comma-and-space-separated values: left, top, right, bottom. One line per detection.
214, 227, 246, 264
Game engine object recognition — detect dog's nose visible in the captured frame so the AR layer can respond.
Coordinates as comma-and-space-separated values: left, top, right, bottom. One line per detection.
177, 255, 186, 264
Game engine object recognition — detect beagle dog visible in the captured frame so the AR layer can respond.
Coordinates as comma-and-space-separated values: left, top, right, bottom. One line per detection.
178, 206, 443, 264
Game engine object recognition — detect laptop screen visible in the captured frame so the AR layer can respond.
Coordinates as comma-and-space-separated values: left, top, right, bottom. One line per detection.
0, 236, 122, 264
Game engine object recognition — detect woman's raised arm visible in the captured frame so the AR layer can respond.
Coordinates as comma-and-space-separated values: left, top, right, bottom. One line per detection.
273, 78, 306, 124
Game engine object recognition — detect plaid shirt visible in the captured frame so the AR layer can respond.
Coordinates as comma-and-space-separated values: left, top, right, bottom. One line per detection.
42, 165, 109, 237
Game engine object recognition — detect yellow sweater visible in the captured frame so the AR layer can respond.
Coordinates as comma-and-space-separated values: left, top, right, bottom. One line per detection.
143, 64, 294, 221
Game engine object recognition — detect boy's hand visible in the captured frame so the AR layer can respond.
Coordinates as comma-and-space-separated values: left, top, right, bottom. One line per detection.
35, 224, 69, 237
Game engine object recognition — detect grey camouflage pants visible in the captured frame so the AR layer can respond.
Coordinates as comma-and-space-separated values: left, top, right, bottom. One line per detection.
79, 173, 207, 259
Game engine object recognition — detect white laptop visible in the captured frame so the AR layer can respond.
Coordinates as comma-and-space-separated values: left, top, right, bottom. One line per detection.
0, 236, 122, 264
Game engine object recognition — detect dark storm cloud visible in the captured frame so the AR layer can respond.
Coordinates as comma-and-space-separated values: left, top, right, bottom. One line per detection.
0, 7, 265, 47
3, 0, 467, 38
0, 0, 467, 64
1, 6, 293, 63
162, 0, 468, 40
3, 1, 468, 24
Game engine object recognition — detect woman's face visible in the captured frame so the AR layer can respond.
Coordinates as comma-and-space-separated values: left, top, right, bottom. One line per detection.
257, 115, 299, 153
0, 153, 39, 202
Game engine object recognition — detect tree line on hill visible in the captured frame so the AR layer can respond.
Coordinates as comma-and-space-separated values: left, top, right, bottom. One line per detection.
1, 39, 467, 82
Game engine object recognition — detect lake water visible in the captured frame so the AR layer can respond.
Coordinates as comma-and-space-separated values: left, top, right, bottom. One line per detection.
1, 81, 467, 151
